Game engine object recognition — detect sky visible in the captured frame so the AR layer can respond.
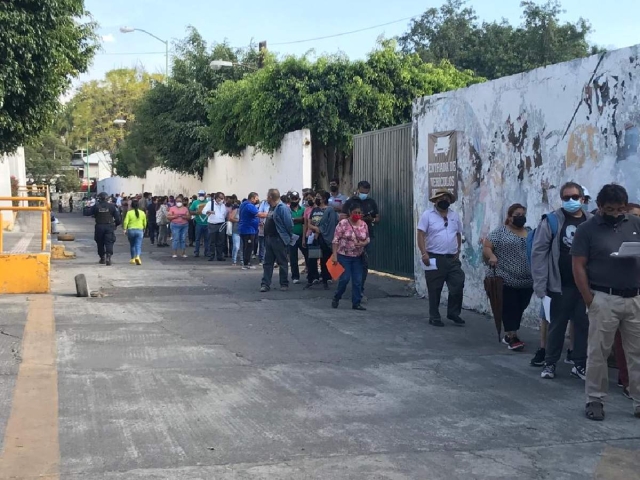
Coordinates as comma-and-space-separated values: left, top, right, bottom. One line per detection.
80, 0, 640, 86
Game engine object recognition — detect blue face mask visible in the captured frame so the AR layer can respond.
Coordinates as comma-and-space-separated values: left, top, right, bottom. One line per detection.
358, 193, 368, 200
581, 203, 589, 213
562, 199, 583, 213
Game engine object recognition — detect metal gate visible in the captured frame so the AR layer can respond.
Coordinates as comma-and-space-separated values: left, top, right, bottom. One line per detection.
353, 124, 413, 277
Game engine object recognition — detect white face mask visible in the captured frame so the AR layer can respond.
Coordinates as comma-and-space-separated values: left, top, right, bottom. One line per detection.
198, 196, 205, 201
176, 202, 183, 208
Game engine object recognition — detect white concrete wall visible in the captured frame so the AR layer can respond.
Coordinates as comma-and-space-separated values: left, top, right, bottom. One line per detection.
98, 129, 312, 198
7, 147, 26, 187
0, 154, 12, 230
412, 45, 640, 314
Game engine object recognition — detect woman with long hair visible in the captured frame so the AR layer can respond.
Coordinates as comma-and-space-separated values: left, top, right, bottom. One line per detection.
123, 199, 147, 265
483, 203, 533, 351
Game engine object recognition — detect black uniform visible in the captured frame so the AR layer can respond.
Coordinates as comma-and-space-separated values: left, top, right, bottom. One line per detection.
91, 201, 122, 262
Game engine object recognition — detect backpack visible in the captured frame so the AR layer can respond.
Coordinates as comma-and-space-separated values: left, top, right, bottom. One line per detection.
526, 212, 558, 265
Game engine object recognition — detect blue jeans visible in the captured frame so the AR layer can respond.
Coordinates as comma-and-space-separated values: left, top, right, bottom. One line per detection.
127, 229, 143, 258
231, 233, 241, 263
170, 223, 188, 251
258, 235, 265, 262
333, 254, 364, 306
194, 223, 210, 256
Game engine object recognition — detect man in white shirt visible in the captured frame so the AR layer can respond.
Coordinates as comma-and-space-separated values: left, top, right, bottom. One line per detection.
328, 177, 349, 212
202, 191, 228, 261
416, 189, 465, 327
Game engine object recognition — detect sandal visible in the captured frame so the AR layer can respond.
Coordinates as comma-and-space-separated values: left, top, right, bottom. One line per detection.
585, 402, 605, 421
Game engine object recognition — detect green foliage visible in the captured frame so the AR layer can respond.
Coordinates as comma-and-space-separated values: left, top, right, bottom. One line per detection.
64, 68, 163, 153
0, 0, 98, 153
24, 131, 73, 179
207, 40, 481, 157
398, 0, 602, 80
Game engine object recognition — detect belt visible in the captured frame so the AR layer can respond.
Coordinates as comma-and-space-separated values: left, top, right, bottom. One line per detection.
591, 285, 640, 298
428, 252, 456, 259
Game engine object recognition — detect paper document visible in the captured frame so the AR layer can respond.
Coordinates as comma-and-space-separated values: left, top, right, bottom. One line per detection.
543, 296, 552, 323
610, 242, 640, 258
421, 258, 437, 271
307, 233, 315, 244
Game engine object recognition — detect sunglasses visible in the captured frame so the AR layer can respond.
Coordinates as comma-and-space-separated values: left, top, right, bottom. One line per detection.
561, 195, 582, 201
444, 216, 449, 228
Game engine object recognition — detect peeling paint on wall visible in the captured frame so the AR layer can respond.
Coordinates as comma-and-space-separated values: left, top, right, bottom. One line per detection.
412, 45, 640, 316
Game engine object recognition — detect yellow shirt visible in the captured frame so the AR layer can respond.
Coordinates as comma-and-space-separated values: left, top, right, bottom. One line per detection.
123, 209, 148, 230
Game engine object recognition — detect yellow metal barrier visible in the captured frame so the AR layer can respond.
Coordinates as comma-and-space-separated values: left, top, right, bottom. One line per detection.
0, 193, 50, 253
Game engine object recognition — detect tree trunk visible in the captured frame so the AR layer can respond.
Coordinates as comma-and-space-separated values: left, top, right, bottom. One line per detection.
311, 139, 353, 193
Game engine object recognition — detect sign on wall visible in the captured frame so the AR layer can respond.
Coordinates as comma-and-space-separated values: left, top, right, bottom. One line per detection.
428, 131, 458, 200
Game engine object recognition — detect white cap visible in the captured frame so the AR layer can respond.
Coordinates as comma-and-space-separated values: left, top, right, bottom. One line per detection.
198, 190, 206, 195
582, 186, 591, 199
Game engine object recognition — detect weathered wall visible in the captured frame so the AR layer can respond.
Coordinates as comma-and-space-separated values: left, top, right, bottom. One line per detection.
98, 129, 312, 198
7, 147, 26, 187
0, 153, 14, 230
413, 45, 640, 314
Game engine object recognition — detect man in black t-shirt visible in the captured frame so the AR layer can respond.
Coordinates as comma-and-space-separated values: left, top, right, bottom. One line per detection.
343, 181, 380, 300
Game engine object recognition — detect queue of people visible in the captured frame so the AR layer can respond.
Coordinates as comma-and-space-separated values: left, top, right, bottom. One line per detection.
448, 182, 639, 422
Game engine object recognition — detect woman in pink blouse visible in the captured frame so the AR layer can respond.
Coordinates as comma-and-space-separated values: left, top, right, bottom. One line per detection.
167, 195, 190, 258
331, 199, 370, 311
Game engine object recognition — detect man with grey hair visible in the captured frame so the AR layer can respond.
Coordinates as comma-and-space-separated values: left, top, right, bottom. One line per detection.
261, 189, 294, 292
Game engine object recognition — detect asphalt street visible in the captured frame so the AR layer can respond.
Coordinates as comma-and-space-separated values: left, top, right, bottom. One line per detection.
0, 211, 638, 479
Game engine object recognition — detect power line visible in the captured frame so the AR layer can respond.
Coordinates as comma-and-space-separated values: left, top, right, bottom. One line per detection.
270, 14, 420, 46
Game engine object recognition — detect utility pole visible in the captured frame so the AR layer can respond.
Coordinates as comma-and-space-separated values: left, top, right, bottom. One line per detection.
258, 41, 267, 69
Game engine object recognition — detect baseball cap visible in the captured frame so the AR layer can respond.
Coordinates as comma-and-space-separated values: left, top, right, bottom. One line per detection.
198, 190, 206, 196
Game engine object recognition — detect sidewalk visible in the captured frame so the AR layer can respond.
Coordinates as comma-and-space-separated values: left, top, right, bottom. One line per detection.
0, 211, 638, 479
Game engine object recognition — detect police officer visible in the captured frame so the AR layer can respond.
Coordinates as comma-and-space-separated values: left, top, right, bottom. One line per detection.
91, 192, 121, 266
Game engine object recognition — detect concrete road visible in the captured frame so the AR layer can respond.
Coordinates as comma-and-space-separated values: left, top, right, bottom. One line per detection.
0, 212, 638, 479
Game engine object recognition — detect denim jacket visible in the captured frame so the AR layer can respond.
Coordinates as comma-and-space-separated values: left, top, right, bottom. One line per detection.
272, 201, 293, 246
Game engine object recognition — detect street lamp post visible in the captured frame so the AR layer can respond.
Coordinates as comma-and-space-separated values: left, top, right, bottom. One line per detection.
120, 27, 169, 81
113, 119, 127, 177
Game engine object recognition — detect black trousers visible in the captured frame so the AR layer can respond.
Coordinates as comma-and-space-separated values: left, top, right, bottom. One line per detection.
306, 241, 331, 285
188, 219, 196, 244
424, 255, 465, 320
241, 234, 255, 266
502, 285, 533, 333
544, 284, 589, 367
208, 223, 226, 259
95, 224, 116, 258
289, 235, 307, 280
362, 242, 372, 293
148, 221, 158, 244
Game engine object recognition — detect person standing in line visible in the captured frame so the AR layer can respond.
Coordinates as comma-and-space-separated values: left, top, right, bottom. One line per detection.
331, 199, 370, 310
203, 192, 228, 262
68, 196, 74, 213
328, 177, 349, 212
572, 184, 640, 421
229, 201, 242, 265
257, 198, 270, 265
123, 199, 147, 265
304, 191, 329, 288
156, 197, 169, 247
343, 181, 380, 302
167, 195, 190, 258
187, 195, 197, 247
239, 192, 264, 270
416, 189, 465, 327
91, 192, 121, 266
146, 196, 158, 246
260, 189, 293, 292
190, 190, 210, 258
58, 195, 63, 213
483, 203, 533, 351
288, 191, 307, 284
532, 182, 592, 381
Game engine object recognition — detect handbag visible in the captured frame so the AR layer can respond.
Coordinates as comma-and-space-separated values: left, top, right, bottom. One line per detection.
226, 221, 232, 236
308, 245, 322, 259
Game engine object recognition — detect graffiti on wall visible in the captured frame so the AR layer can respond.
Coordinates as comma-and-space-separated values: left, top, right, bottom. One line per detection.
413, 45, 640, 317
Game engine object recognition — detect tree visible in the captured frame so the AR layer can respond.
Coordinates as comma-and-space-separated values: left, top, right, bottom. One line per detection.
0, 0, 98, 153
64, 68, 163, 153
398, 0, 601, 80
206, 40, 481, 186
119, 27, 260, 177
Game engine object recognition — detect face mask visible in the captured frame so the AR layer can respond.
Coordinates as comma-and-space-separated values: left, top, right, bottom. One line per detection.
315, 199, 322, 206
351, 214, 362, 222
562, 199, 582, 213
436, 200, 450, 211
307, 200, 314, 207
176, 202, 183, 208
603, 213, 625, 225
512, 216, 527, 228
358, 193, 368, 200
581, 203, 589, 213
291, 201, 299, 207
198, 196, 205, 201
330, 186, 338, 193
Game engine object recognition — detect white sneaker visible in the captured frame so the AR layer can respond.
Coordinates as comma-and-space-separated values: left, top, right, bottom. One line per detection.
292, 279, 300, 284
172, 255, 178, 258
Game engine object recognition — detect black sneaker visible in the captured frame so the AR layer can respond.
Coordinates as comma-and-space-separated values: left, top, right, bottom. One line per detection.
564, 349, 574, 365
447, 315, 465, 326
541, 363, 556, 379
352, 304, 366, 311
99, 257, 105, 265
331, 299, 339, 309
623, 387, 631, 400
571, 365, 586, 381
530, 348, 546, 367
429, 318, 445, 327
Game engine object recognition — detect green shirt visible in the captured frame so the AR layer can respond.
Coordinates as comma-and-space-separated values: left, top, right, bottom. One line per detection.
291, 206, 304, 236
190, 199, 208, 226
